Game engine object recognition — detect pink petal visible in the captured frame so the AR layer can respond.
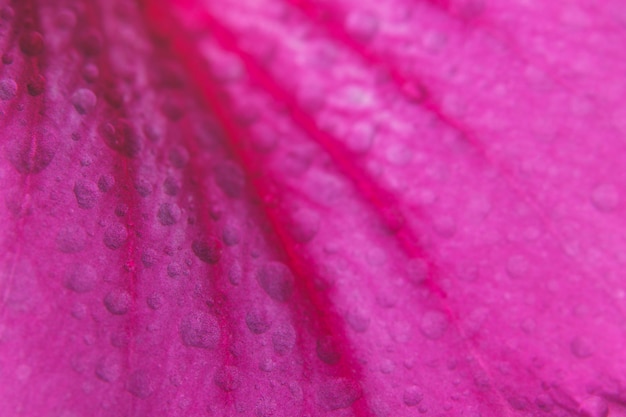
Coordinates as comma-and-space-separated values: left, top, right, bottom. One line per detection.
1, 0, 625, 416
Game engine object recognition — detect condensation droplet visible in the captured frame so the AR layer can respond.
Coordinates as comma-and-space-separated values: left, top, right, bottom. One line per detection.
103, 223, 128, 250
214, 161, 245, 198
570, 336, 593, 359
286, 209, 320, 243
127, 370, 154, 399
256, 262, 294, 302
316, 336, 341, 365
168, 146, 189, 168
506, 254, 529, 279
179, 311, 220, 349
7, 130, 57, 174
222, 223, 240, 246
192, 238, 222, 264
99, 120, 141, 158
579, 396, 609, 417
228, 261, 242, 286
272, 324, 296, 356
245, 308, 272, 334
317, 378, 362, 411
64, 264, 97, 293
142, 249, 158, 268
98, 174, 115, 192
0, 79, 17, 100
163, 176, 180, 196
346, 309, 370, 333
419, 310, 449, 340
103, 289, 131, 315
56, 225, 87, 253
147, 293, 163, 310
591, 183, 620, 212
82, 64, 99, 82
403, 386, 424, 406
19, 31, 44, 56
71, 88, 97, 115
213, 366, 240, 392
134, 178, 152, 197
157, 203, 181, 226
95, 355, 122, 383
73, 180, 98, 209
27, 75, 45, 96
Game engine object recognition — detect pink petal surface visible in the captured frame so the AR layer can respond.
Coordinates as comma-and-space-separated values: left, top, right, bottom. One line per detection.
1, 0, 625, 416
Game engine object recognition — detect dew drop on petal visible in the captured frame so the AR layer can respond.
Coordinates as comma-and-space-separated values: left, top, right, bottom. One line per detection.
99, 120, 142, 158
403, 386, 424, 406
157, 202, 181, 226
127, 370, 154, 399
419, 310, 449, 340
6, 131, 57, 174
590, 183, 620, 212
192, 238, 222, 264
316, 336, 341, 365
570, 336, 593, 359
142, 249, 158, 268
286, 209, 320, 243
103, 223, 128, 250
345, 10, 379, 42
317, 378, 362, 411
27, 75, 45, 96
56, 225, 87, 253
64, 264, 97, 293
246, 308, 272, 334
0, 79, 17, 100
506, 254, 528, 279
272, 324, 296, 356
214, 161, 245, 198
256, 262, 294, 302
71, 88, 97, 115
103, 289, 131, 315
98, 174, 115, 192
579, 396, 609, 417
95, 355, 122, 383
73, 180, 98, 209
19, 31, 44, 56
213, 366, 240, 392
346, 309, 370, 333
179, 311, 220, 349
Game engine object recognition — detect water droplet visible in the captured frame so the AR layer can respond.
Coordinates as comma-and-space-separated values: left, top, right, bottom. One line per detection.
127, 369, 154, 399
419, 310, 448, 340
56, 225, 87, 253
157, 203, 181, 226
214, 161, 245, 198
316, 336, 340, 365
228, 261, 242, 286
345, 10, 379, 42
346, 122, 374, 153
591, 183, 620, 212
272, 324, 296, 356
64, 264, 97, 293
222, 223, 240, 246
256, 262, 294, 302
432, 215, 457, 238
99, 120, 141, 158
192, 238, 222, 264
98, 174, 115, 192
286, 209, 320, 243
317, 378, 362, 411
115, 203, 128, 217
506, 254, 528, 279
73, 180, 98, 209
103, 289, 131, 315
570, 336, 593, 359
403, 386, 424, 406
27, 74, 45, 96
142, 249, 158, 268
579, 396, 609, 417
134, 178, 152, 197
6, 130, 57, 174
147, 293, 163, 310
346, 309, 370, 333
95, 355, 122, 383
213, 366, 240, 392
2, 53, 13, 65
103, 223, 128, 250
168, 146, 189, 168
163, 176, 180, 196
179, 311, 220, 349
19, 31, 44, 56
0, 79, 17, 100
246, 308, 272, 334
71, 88, 97, 115
82, 64, 99, 82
